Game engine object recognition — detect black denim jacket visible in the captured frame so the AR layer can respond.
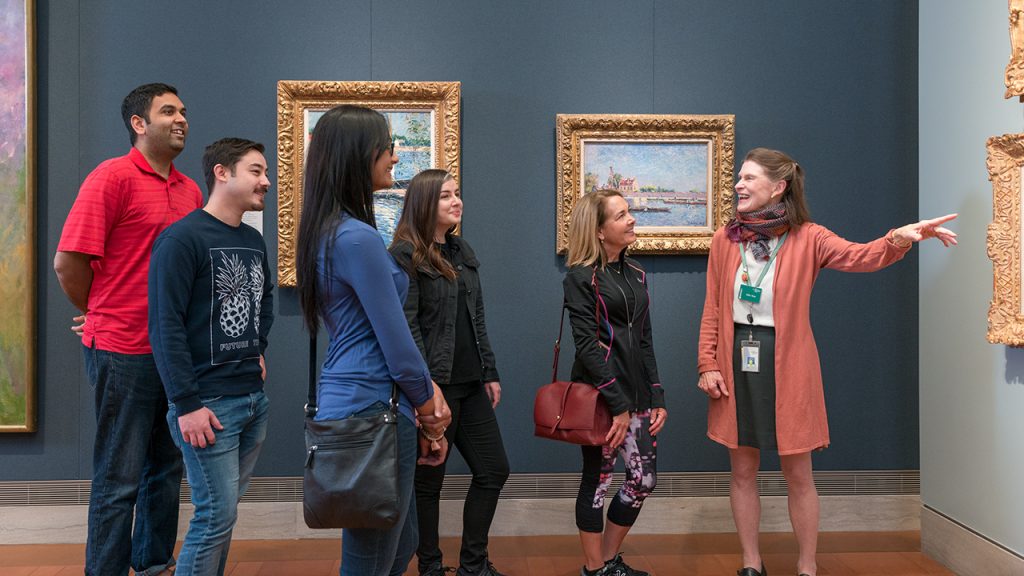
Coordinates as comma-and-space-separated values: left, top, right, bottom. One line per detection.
562, 257, 664, 416
389, 236, 500, 386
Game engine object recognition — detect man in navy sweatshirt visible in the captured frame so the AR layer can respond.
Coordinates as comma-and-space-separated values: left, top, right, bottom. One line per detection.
148, 137, 274, 576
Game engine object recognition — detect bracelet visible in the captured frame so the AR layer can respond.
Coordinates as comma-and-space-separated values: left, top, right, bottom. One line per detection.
420, 427, 446, 442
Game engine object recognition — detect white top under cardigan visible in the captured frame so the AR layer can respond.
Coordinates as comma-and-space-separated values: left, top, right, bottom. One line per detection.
731, 236, 779, 327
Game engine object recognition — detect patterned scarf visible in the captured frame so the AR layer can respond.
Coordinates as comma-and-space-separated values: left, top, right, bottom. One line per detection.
725, 203, 789, 260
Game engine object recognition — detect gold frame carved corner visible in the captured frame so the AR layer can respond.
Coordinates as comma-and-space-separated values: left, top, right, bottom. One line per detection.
986, 133, 1024, 345
1006, 0, 1024, 99
555, 114, 735, 255
276, 80, 461, 287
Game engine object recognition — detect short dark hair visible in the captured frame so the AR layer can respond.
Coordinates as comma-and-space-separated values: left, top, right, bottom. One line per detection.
121, 83, 179, 145
202, 138, 265, 195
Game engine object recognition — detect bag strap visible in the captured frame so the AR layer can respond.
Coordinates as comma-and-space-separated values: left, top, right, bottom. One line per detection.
306, 332, 399, 418
306, 333, 318, 417
551, 307, 567, 383
551, 266, 604, 384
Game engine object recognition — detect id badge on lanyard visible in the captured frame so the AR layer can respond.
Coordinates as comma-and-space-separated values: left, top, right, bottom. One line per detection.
738, 284, 762, 304
741, 339, 760, 372
737, 232, 786, 374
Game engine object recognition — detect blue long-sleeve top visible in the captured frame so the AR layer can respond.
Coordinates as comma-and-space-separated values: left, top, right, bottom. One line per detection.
315, 213, 433, 423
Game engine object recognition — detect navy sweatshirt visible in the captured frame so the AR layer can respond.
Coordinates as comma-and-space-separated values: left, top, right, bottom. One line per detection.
149, 209, 274, 415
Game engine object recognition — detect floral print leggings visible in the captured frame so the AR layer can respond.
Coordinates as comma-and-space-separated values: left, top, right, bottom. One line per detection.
575, 410, 658, 532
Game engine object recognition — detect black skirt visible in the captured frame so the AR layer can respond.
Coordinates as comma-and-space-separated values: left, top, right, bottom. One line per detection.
732, 323, 778, 450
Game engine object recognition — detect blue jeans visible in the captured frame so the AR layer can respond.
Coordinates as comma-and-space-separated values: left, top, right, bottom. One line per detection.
340, 404, 418, 576
168, 392, 270, 576
83, 345, 183, 576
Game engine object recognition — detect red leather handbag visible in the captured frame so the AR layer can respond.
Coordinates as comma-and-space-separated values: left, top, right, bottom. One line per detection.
533, 307, 612, 446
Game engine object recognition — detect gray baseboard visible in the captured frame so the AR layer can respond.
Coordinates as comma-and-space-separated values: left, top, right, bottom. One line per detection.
0, 471, 922, 545
0, 470, 919, 506
921, 505, 1024, 576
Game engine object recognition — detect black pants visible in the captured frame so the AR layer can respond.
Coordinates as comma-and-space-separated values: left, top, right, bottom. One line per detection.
415, 383, 510, 573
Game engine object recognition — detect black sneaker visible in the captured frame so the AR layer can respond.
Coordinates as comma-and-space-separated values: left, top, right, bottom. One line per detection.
580, 565, 607, 576
604, 553, 649, 576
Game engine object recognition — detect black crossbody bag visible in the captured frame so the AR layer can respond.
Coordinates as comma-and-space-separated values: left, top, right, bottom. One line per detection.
302, 334, 401, 529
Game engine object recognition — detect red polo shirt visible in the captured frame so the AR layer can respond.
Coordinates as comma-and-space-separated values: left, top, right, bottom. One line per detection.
58, 147, 203, 354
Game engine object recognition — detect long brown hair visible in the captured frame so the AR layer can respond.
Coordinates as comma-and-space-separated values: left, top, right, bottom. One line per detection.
565, 189, 622, 269
744, 147, 811, 227
391, 169, 457, 280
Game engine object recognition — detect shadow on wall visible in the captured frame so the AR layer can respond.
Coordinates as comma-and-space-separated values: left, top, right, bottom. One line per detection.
1004, 347, 1024, 385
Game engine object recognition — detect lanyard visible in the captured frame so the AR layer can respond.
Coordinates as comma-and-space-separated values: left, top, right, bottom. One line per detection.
740, 231, 788, 288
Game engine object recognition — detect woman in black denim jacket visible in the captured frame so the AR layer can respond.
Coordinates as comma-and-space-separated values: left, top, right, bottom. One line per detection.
389, 169, 509, 576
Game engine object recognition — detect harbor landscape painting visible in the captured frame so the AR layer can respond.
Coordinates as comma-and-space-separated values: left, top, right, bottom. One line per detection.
582, 140, 710, 229
556, 113, 735, 255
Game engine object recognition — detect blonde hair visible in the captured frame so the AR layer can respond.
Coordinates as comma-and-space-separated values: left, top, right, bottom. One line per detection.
565, 189, 622, 268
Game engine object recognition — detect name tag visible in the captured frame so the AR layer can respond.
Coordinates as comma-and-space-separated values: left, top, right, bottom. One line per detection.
739, 284, 762, 304
741, 339, 760, 373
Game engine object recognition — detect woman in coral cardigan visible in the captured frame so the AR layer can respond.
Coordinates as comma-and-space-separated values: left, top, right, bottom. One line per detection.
697, 148, 956, 576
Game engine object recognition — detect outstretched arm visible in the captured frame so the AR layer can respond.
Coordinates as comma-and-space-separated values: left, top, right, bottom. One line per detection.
890, 213, 958, 248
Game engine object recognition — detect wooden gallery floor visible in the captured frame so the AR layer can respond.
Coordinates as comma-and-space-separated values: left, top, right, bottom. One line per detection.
0, 532, 953, 576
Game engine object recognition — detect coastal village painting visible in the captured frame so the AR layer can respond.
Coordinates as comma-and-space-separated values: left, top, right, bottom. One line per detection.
582, 140, 712, 230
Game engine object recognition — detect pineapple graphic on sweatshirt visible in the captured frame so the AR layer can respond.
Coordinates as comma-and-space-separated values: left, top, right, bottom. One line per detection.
216, 252, 251, 338
249, 256, 264, 335
210, 248, 265, 365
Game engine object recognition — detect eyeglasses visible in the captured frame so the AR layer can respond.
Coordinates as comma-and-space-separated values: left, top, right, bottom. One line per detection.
388, 138, 395, 155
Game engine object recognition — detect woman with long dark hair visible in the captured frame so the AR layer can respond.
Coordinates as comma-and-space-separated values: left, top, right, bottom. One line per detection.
697, 148, 956, 576
295, 105, 451, 576
389, 169, 509, 576
563, 189, 667, 576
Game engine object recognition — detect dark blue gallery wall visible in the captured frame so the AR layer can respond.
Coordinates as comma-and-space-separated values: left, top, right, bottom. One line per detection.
0, 0, 917, 479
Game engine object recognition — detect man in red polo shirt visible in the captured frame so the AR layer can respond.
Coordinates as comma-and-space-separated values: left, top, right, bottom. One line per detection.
54, 83, 203, 576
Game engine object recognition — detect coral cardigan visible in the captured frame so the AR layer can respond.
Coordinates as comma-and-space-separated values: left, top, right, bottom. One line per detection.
697, 222, 911, 455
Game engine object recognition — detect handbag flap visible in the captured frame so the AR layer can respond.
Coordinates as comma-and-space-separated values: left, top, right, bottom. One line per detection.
534, 381, 602, 431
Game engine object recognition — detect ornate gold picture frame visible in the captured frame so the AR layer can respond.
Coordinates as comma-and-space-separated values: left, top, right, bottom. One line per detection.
986, 133, 1024, 345
0, 0, 36, 432
1006, 0, 1024, 99
276, 81, 461, 287
555, 114, 735, 255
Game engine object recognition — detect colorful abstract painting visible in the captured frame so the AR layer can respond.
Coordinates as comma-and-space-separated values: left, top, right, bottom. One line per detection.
0, 0, 35, 431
